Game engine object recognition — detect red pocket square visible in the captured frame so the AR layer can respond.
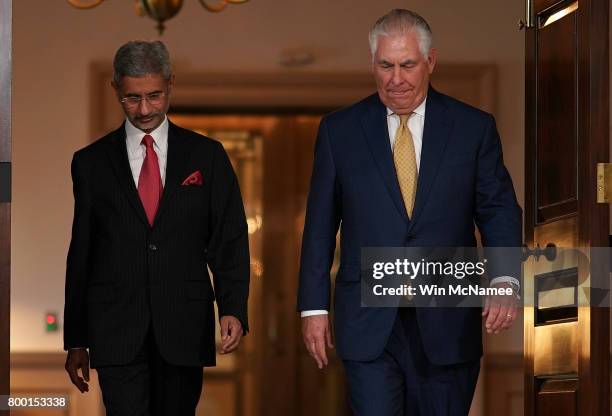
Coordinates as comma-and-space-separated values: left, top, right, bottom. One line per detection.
182, 170, 203, 186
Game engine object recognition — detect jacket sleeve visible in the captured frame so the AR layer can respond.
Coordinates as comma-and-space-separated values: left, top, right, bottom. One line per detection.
207, 142, 251, 333
474, 114, 523, 282
298, 117, 341, 312
63, 152, 93, 350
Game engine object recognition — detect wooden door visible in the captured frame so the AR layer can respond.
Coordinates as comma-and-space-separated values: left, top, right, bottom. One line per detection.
0, 0, 11, 414
523, 0, 609, 415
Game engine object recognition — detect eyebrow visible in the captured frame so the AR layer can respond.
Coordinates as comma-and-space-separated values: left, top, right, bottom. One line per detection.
377, 59, 418, 66
124, 90, 164, 97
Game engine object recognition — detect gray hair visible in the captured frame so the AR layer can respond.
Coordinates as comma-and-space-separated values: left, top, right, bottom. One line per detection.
369, 9, 433, 59
112, 40, 172, 86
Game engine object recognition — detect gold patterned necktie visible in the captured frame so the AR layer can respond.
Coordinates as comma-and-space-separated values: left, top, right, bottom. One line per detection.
393, 113, 418, 217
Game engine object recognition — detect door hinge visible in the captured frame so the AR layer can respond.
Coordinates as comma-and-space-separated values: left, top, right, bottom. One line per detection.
0, 162, 10, 203
597, 163, 612, 203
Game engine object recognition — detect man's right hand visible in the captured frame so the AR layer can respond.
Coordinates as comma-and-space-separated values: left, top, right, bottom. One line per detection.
65, 349, 90, 393
302, 314, 334, 370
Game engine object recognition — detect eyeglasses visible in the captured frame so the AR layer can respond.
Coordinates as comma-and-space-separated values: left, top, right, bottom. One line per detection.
120, 92, 166, 108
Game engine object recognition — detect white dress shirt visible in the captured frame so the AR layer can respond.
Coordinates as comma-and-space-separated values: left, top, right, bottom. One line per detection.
301, 97, 517, 318
125, 116, 169, 187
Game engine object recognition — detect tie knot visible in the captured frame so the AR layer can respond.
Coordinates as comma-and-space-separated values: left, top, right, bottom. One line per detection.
399, 113, 411, 126
141, 134, 155, 148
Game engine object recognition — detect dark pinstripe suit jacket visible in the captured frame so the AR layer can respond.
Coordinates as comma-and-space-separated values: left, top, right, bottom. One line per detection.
63, 121, 250, 368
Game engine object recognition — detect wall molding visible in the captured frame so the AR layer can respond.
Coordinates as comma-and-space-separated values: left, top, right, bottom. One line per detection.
89, 63, 497, 140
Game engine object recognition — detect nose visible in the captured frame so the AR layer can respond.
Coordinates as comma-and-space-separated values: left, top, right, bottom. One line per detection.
391, 65, 402, 85
137, 98, 152, 115
391, 64, 402, 85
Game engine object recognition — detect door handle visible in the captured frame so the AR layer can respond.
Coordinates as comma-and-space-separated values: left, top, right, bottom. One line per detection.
522, 243, 556, 261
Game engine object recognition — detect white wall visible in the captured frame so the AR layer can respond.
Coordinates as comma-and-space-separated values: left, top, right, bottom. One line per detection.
11, 0, 524, 351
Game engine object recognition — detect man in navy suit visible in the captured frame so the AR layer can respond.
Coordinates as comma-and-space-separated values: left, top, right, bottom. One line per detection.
298, 9, 522, 415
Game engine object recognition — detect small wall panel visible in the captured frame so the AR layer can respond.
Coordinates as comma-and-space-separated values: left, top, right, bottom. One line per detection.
535, 378, 578, 416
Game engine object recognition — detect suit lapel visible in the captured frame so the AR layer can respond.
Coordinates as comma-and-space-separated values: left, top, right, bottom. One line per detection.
409, 87, 454, 230
360, 94, 409, 223
104, 124, 150, 227
154, 121, 194, 224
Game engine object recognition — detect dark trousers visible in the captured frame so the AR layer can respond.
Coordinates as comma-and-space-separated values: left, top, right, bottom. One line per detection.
96, 326, 203, 416
343, 309, 480, 416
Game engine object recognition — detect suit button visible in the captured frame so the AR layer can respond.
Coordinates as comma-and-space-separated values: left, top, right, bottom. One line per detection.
149, 244, 158, 251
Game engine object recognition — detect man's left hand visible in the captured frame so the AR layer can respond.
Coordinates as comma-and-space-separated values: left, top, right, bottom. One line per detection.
219, 316, 243, 354
482, 282, 518, 334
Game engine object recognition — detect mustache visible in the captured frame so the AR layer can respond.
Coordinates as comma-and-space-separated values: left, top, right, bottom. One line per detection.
135, 112, 163, 121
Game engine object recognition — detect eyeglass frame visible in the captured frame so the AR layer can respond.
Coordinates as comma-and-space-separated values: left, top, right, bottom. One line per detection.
119, 91, 168, 107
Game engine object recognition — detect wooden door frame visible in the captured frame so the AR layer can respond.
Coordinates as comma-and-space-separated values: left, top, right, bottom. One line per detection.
0, 0, 11, 414
575, 2, 610, 416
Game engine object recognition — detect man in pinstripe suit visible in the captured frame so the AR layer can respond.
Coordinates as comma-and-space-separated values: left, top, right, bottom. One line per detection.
63, 41, 250, 416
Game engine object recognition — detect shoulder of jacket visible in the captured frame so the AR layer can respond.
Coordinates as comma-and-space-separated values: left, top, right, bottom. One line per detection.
433, 89, 493, 122
171, 123, 223, 150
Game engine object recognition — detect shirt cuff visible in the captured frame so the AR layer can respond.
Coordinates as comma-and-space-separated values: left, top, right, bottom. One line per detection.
300, 310, 328, 317
490, 276, 520, 289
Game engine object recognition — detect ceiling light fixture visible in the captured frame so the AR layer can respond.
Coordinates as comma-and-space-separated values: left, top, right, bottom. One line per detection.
67, 0, 249, 34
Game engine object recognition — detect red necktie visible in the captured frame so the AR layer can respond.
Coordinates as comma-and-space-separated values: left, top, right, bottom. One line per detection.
138, 134, 163, 226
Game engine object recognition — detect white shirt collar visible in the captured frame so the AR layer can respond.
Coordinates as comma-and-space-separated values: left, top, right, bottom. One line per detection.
386, 96, 427, 118
125, 116, 169, 154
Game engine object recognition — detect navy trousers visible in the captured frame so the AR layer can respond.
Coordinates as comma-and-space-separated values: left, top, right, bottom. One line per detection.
96, 325, 203, 416
342, 309, 480, 416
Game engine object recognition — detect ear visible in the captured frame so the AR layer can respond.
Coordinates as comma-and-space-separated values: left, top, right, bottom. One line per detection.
426, 48, 437, 74
167, 74, 175, 93
111, 80, 121, 100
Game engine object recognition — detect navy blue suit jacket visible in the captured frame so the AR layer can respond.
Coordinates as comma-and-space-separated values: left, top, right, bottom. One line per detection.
298, 87, 522, 365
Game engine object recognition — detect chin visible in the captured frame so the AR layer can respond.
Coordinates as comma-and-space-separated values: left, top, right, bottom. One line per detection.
389, 101, 413, 112
136, 120, 160, 131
